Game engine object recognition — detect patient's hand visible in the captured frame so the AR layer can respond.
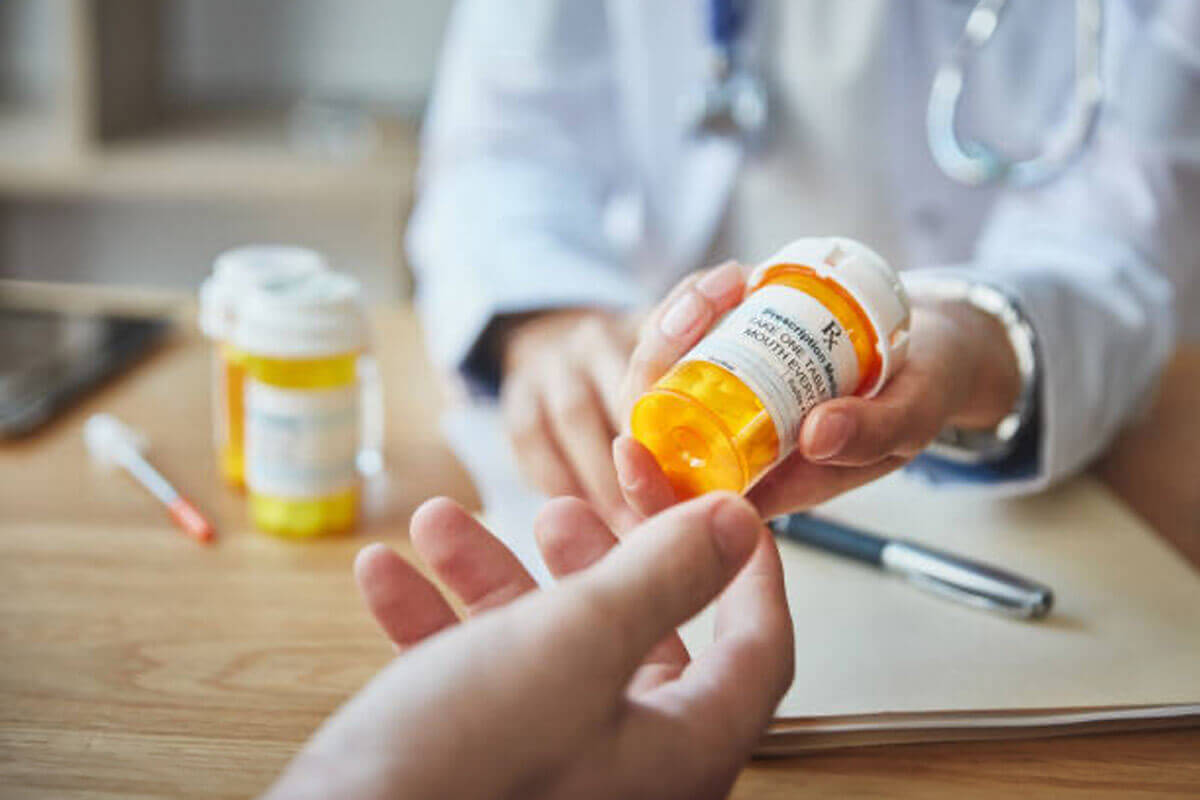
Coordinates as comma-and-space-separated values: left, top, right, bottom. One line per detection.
263, 492, 793, 800
615, 264, 1021, 519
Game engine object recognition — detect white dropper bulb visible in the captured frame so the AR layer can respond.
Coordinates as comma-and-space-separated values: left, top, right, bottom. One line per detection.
83, 413, 214, 543
84, 413, 147, 469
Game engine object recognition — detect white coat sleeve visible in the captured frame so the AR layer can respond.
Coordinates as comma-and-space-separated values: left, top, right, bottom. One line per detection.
917, 2, 1198, 492
406, 0, 647, 392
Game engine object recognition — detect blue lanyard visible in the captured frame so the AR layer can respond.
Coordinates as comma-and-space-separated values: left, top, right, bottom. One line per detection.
690, 0, 767, 140
709, 0, 752, 51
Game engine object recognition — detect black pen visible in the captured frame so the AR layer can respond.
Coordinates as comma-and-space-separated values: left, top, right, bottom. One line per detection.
769, 513, 1054, 619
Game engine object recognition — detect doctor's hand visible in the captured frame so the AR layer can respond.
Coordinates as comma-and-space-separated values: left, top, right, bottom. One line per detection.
615, 262, 1021, 520
263, 492, 793, 800
500, 309, 641, 531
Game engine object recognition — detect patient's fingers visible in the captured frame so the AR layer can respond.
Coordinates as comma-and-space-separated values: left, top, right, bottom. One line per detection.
549, 493, 758, 701
644, 529, 793, 754
354, 543, 457, 651
410, 497, 538, 616
533, 496, 692, 684
534, 496, 618, 576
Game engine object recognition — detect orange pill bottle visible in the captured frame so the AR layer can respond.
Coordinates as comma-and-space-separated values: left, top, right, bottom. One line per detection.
631, 237, 910, 500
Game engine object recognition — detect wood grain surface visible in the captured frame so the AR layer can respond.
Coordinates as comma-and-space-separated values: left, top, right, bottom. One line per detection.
0, 299, 1196, 799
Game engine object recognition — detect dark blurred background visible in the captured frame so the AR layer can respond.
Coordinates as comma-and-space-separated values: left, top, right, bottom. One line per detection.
0, 0, 453, 298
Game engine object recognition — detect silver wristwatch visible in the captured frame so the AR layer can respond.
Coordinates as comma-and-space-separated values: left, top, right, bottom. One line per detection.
902, 273, 1040, 465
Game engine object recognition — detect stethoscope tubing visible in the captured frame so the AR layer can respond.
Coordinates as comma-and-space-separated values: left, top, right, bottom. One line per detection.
696, 0, 1105, 188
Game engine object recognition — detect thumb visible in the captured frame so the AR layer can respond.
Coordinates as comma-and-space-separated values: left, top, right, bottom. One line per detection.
560, 492, 762, 687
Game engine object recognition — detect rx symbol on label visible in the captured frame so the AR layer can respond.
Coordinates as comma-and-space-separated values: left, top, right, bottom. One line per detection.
821, 320, 842, 351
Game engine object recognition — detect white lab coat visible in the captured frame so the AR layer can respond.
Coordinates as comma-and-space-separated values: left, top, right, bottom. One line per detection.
407, 0, 1200, 491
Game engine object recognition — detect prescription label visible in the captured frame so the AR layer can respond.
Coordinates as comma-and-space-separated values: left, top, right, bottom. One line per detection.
680, 285, 860, 454
245, 381, 360, 497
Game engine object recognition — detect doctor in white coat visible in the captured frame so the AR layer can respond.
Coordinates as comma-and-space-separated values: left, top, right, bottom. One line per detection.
409, 0, 1198, 525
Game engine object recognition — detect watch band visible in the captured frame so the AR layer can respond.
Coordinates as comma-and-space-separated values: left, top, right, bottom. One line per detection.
902, 273, 1040, 465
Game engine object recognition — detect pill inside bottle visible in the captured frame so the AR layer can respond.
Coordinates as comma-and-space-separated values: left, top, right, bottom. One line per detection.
631, 237, 910, 500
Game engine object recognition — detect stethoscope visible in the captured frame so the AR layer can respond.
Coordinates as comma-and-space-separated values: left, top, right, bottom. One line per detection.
683, 0, 1105, 188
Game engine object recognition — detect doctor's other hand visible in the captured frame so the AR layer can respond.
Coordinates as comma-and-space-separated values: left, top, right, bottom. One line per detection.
500, 308, 641, 531
264, 492, 793, 800
615, 262, 1021, 519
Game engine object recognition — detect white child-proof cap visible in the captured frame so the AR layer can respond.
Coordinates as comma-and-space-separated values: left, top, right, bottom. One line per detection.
234, 270, 368, 359
750, 237, 911, 397
199, 245, 328, 341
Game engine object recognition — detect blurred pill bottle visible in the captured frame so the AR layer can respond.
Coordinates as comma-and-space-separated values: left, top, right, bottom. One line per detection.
631, 237, 910, 500
235, 271, 369, 538
199, 246, 327, 489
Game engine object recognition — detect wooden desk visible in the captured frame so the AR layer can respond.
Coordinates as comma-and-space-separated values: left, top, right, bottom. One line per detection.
1, 302, 1197, 799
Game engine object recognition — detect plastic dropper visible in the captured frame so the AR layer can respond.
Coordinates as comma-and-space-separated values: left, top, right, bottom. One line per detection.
84, 413, 215, 544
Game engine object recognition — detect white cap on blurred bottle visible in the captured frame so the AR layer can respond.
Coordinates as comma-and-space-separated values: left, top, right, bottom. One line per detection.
234, 270, 368, 359
199, 245, 328, 341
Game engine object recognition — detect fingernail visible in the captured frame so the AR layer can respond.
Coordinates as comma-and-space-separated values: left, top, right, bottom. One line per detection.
659, 292, 705, 339
709, 494, 760, 566
805, 410, 855, 461
695, 262, 743, 302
